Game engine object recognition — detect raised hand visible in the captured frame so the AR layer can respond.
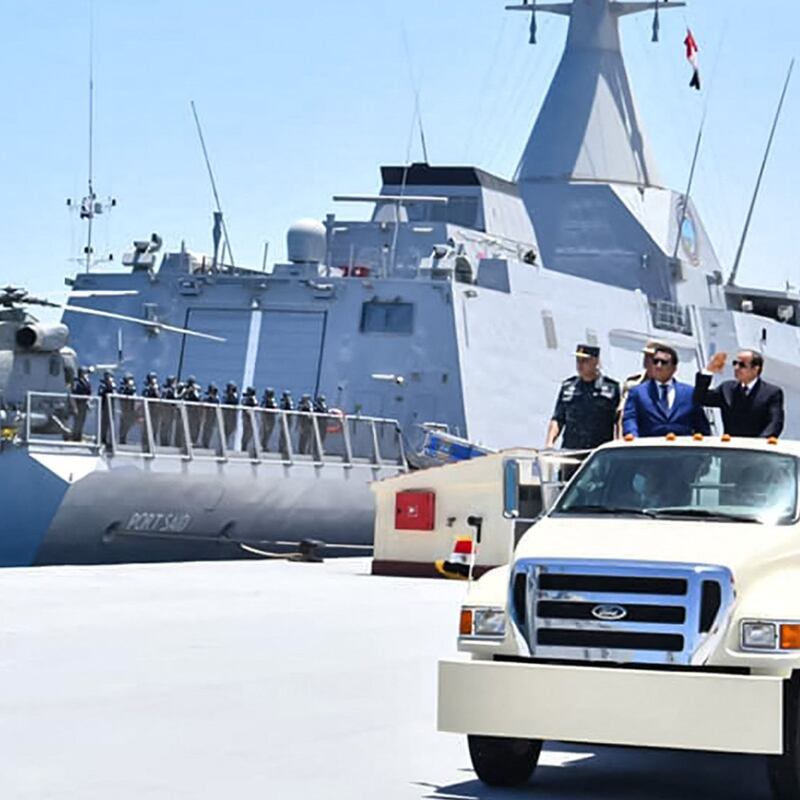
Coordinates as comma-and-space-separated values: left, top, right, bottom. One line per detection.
706, 352, 727, 374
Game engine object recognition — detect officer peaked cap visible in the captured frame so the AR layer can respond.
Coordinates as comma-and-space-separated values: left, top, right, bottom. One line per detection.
575, 344, 600, 359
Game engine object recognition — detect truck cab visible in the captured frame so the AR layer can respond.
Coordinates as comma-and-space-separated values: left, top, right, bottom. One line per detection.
438, 436, 800, 798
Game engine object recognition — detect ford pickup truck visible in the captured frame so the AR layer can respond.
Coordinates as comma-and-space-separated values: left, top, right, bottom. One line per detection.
438, 436, 800, 798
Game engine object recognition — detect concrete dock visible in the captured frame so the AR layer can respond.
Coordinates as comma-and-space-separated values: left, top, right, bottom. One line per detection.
0, 558, 773, 798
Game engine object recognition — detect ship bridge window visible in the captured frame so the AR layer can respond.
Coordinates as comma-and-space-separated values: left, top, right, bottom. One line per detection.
404, 197, 480, 229
361, 301, 414, 335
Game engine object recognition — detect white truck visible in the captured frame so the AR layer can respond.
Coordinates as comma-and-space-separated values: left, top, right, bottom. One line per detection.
438, 436, 800, 798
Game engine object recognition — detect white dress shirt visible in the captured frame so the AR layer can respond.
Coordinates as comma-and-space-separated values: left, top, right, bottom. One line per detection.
740, 377, 760, 396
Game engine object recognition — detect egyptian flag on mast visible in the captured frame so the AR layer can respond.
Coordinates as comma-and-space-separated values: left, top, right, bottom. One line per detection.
685, 28, 701, 91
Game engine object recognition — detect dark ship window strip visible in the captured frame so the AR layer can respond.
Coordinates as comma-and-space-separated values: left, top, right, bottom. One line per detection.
361, 302, 414, 335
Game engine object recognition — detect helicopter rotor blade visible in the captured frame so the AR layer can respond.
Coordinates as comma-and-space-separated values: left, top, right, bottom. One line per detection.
66, 290, 140, 299
62, 305, 226, 342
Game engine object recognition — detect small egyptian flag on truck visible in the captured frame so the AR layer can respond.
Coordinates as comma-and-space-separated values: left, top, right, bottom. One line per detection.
685, 28, 701, 90
435, 537, 474, 580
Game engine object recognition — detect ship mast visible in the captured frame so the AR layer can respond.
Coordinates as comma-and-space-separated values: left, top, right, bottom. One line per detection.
67, 2, 116, 273
508, 0, 684, 190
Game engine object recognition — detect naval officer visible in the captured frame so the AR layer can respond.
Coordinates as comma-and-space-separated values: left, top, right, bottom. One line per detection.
546, 345, 620, 450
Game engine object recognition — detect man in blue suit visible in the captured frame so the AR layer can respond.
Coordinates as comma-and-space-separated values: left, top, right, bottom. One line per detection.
623, 345, 710, 438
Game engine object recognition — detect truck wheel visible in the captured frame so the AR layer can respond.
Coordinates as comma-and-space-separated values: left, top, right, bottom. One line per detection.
769, 676, 800, 800
467, 735, 542, 787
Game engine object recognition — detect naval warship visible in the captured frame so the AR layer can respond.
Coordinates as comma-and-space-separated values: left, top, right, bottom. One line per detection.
3, 0, 800, 567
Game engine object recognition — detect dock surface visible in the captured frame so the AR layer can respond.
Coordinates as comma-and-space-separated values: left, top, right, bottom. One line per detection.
0, 558, 772, 799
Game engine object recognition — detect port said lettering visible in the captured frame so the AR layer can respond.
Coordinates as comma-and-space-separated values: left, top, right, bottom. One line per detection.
125, 512, 192, 534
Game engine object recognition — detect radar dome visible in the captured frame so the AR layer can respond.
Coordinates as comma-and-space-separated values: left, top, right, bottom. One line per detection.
287, 219, 326, 264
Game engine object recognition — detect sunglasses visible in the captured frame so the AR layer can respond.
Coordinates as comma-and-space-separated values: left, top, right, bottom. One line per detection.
732, 360, 753, 368
652, 358, 673, 366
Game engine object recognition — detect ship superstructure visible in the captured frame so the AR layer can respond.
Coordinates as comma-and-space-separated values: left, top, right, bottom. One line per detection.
3, 0, 800, 566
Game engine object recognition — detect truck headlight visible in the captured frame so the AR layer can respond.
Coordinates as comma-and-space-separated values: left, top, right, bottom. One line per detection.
459, 607, 506, 639
741, 621, 778, 650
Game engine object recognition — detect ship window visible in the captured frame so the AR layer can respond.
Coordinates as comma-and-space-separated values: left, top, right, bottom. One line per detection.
446, 197, 479, 228
404, 197, 479, 229
361, 301, 414, 334
49, 356, 61, 377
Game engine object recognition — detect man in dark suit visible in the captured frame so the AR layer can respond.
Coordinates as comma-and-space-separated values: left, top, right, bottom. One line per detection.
623, 345, 710, 438
694, 350, 784, 438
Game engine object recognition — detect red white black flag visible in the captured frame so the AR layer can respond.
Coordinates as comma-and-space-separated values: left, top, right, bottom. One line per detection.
685, 29, 701, 91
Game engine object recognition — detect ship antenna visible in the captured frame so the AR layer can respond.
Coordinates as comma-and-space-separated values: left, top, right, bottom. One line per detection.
87, 4, 94, 274
672, 116, 704, 261
67, 0, 117, 274
190, 100, 236, 271
401, 27, 429, 163
387, 27, 429, 277
728, 59, 795, 287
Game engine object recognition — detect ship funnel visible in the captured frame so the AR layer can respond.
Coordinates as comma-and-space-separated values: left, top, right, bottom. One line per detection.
287, 219, 326, 264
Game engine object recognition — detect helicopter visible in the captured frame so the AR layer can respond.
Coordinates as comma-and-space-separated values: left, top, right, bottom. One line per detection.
0, 285, 224, 434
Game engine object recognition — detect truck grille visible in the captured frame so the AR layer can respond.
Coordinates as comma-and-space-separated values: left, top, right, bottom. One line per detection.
510, 560, 734, 666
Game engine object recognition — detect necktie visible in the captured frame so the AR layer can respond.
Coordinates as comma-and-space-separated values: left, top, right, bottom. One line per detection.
659, 383, 669, 412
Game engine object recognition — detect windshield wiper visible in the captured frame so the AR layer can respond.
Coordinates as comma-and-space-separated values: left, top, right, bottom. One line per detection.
644, 508, 760, 524
558, 505, 658, 518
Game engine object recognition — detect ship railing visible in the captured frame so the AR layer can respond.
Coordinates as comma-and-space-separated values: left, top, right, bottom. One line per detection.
23, 393, 405, 469
24, 391, 103, 449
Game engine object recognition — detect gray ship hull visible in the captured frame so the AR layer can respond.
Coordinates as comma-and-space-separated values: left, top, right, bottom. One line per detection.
2, 408, 405, 567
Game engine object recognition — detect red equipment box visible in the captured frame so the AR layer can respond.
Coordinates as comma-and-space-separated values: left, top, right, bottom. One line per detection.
395, 490, 436, 531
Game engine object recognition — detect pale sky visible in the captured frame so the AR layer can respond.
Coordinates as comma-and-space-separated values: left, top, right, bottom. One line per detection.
2, 0, 799, 301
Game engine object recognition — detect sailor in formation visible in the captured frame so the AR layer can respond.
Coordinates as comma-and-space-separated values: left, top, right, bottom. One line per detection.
73, 370, 335, 456
142, 373, 161, 443
97, 372, 116, 446
546, 344, 620, 451
160, 376, 178, 446
201, 383, 220, 448
297, 393, 315, 455
241, 387, 258, 453
260, 388, 278, 452
222, 382, 239, 448
182, 377, 203, 445
279, 391, 294, 457
116, 374, 137, 445
69, 367, 92, 442
314, 394, 329, 446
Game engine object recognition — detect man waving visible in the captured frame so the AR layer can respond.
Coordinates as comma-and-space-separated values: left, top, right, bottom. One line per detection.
694, 350, 784, 438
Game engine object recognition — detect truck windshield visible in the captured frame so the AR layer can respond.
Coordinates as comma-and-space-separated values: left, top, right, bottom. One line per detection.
552, 447, 798, 525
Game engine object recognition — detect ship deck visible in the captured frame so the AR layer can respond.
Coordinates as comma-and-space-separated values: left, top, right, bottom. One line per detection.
0, 558, 773, 799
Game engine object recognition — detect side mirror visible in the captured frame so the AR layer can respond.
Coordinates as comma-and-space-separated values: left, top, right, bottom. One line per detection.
503, 459, 520, 519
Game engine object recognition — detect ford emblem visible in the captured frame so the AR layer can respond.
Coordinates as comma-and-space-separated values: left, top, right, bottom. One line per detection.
591, 604, 628, 622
